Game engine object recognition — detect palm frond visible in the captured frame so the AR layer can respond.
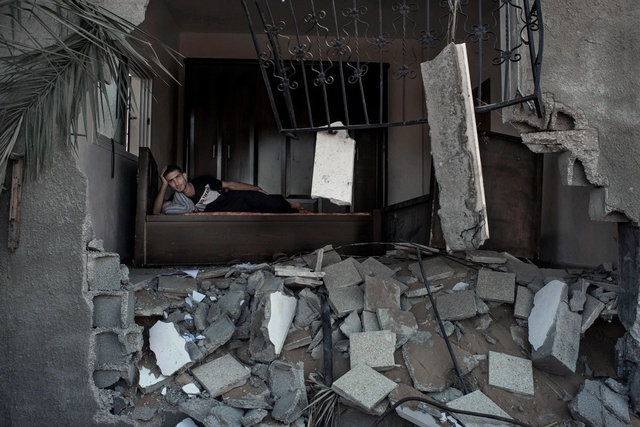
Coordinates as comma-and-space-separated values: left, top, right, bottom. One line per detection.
0, 0, 182, 187
304, 373, 340, 427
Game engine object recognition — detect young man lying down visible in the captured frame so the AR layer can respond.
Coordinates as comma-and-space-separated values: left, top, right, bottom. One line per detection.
152, 165, 303, 215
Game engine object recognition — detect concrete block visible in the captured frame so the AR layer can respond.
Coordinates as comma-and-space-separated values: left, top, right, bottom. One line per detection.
362, 310, 380, 332
528, 280, 568, 350
149, 321, 191, 376
436, 290, 477, 321
476, 268, 516, 303
323, 258, 363, 291
293, 288, 321, 328
158, 276, 197, 295
339, 310, 362, 337
409, 257, 454, 282
202, 314, 235, 353
93, 295, 121, 328
466, 250, 507, 264
376, 308, 418, 337
87, 252, 122, 291
349, 330, 396, 370
311, 123, 355, 205
357, 257, 396, 279
331, 364, 398, 411
532, 302, 581, 375
447, 390, 512, 427
268, 360, 306, 400
222, 376, 271, 409
192, 354, 250, 398
420, 43, 488, 251
488, 351, 534, 396
582, 294, 606, 334
513, 286, 534, 319
272, 389, 306, 424
569, 379, 631, 427
502, 252, 542, 283
403, 331, 478, 393
364, 276, 401, 311
328, 286, 364, 317
95, 332, 125, 366
217, 290, 246, 320
93, 370, 121, 388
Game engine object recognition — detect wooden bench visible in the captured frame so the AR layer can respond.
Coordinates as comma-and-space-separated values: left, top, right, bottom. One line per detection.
134, 148, 378, 266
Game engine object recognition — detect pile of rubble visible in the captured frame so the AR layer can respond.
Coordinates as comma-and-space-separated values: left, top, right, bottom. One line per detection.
121, 245, 633, 426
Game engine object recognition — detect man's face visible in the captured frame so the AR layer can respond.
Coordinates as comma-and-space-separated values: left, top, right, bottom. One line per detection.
165, 170, 188, 193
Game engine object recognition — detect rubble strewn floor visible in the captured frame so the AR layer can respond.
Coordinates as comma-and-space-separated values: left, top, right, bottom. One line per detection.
119, 245, 639, 426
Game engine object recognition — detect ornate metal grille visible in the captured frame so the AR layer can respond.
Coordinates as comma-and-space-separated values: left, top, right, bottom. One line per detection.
241, 0, 543, 134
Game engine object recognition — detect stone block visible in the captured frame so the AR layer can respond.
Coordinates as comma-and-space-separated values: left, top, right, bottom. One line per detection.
465, 250, 507, 264
349, 330, 396, 370
158, 276, 197, 295
362, 310, 380, 332
488, 351, 534, 396
513, 286, 534, 319
447, 390, 511, 427
328, 286, 364, 317
436, 290, 477, 321
403, 331, 478, 393
528, 280, 568, 350
409, 257, 454, 282
364, 276, 401, 311
311, 124, 355, 205
376, 308, 418, 337
323, 258, 363, 291
582, 294, 606, 334
339, 310, 362, 338
331, 364, 398, 412
87, 252, 122, 291
532, 302, 581, 375
476, 268, 516, 303
420, 43, 488, 251
95, 332, 125, 366
93, 295, 121, 328
192, 354, 250, 398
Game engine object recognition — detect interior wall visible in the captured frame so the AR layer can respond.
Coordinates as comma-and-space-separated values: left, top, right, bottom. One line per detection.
540, 153, 618, 267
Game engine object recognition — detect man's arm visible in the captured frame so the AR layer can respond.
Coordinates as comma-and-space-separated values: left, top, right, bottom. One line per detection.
152, 167, 170, 215
221, 180, 268, 194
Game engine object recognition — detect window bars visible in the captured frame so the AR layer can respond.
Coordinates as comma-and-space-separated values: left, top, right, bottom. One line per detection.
241, 0, 544, 134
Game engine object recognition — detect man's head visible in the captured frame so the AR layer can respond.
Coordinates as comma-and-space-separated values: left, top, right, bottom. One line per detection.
163, 165, 188, 193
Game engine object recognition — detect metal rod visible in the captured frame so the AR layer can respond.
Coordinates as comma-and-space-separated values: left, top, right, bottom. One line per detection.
320, 290, 333, 385
288, 0, 315, 128
331, 0, 351, 125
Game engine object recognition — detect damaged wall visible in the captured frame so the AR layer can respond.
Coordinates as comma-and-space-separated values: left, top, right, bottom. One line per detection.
0, 146, 100, 424
505, 0, 640, 264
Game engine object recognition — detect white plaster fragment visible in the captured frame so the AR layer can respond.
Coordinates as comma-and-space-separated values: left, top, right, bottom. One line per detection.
311, 121, 356, 206
267, 291, 298, 355
149, 321, 191, 376
528, 280, 567, 351
138, 366, 167, 389
192, 290, 206, 302
181, 383, 201, 395
175, 418, 198, 427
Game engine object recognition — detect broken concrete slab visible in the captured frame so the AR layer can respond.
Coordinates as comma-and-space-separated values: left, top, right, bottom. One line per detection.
502, 252, 542, 283
514, 286, 534, 319
420, 43, 488, 251
202, 315, 235, 354
403, 331, 478, 393
216, 290, 246, 321
221, 376, 271, 409
447, 390, 512, 427
376, 308, 419, 338
364, 276, 401, 311
331, 363, 398, 412
569, 379, 631, 427
293, 288, 321, 328
582, 294, 606, 334
357, 257, 396, 279
192, 354, 250, 398
404, 282, 443, 298
349, 330, 396, 371
271, 389, 306, 424
328, 286, 364, 317
409, 257, 455, 282
532, 301, 582, 376
241, 408, 268, 426
311, 123, 356, 205
283, 276, 323, 289
302, 245, 342, 269
339, 310, 362, 338
283, 328, 312, 351
488, 351, 534, 396
436, 289, 477, 321
266, 291, 297, 355
528, 280, 569, 350
274, 265, 325, 279
389, 383, 442, 419
475, 269, 516, 303
395, 405, 440, 427
466, 250, 507, 264
323, 258, 363, 291
148, 321, 191, 376
205, 405, 244, 427
157, 276, 197, 295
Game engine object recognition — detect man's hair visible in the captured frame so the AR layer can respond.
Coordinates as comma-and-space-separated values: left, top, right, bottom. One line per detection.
163, 165, 183, 178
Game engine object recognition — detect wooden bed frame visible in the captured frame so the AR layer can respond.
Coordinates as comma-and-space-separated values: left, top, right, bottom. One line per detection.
134, 148, 379, 266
